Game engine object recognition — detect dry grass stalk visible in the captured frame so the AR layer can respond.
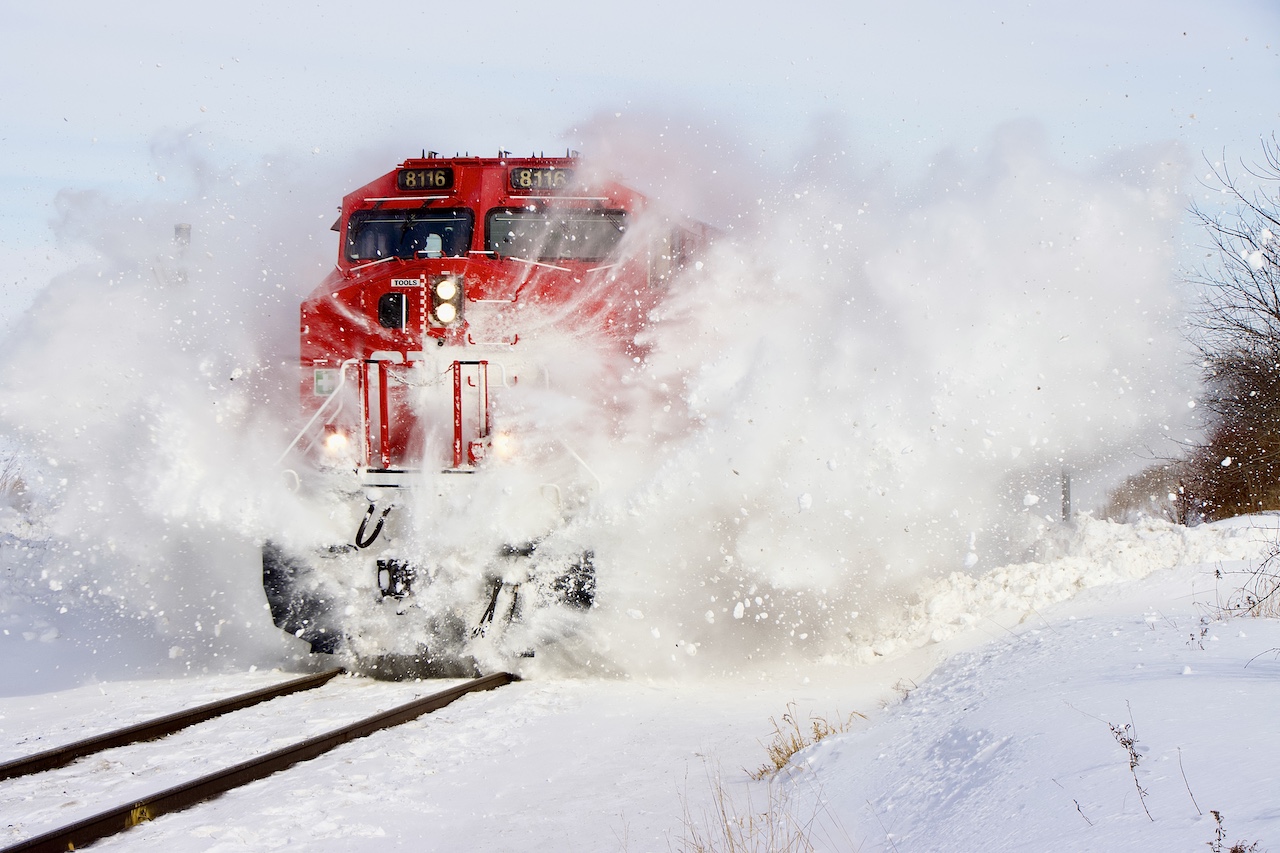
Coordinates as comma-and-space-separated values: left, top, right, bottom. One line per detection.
676, 764, 822, 853
0, 454, 24, 505
750, 702, 865, 781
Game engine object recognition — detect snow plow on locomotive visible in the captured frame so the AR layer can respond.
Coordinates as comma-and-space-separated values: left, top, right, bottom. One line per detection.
265, 152, 705, 676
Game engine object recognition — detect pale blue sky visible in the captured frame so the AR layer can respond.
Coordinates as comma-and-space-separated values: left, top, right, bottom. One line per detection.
1, 0, 1277, 322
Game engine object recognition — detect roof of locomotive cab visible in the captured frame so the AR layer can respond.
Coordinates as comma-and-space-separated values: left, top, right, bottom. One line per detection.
339, 155, 647, 212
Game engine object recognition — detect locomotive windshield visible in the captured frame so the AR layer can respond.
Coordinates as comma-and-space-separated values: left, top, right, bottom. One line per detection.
487, 209, 627, 262
345, 208, 474, 262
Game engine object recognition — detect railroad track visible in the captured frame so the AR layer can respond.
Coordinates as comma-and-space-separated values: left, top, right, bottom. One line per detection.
0, 669, 516, 852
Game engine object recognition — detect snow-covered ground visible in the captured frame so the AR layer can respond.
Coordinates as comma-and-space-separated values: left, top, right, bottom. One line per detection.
791, 519, 1280, 852
4, 513, 1280, 851
0, 114, 1270, 851
3, 3, 1277, 849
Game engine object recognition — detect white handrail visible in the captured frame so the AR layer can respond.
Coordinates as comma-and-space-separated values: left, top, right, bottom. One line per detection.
558, 439, 602, 494
275, 358, 359, 466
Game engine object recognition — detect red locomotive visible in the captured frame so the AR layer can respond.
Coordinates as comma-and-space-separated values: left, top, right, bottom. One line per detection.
265, 152, 705, 675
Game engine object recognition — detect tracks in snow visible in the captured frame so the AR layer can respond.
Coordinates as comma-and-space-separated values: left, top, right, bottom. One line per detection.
0, 669, 516, 853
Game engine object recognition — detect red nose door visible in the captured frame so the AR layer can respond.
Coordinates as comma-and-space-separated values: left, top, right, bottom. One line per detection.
359, 357, 413, 471
452, 360, 490, 469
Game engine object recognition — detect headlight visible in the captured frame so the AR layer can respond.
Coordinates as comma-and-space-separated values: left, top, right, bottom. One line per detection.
323, 429, 349, 455
431, 276, 464, 326
492, 431, 517, 460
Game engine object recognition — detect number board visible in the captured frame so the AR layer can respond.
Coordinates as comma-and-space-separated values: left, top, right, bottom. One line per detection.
397, 168, 455, 191
509, 167, 573, 192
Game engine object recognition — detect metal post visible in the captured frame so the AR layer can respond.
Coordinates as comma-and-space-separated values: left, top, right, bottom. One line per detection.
1061, 468, 1072, 524
378, 362, 391, 469
452, 361, 463, 468
170, 223, 191, 284
479, 360, 490, 438
359, 364, 372, 468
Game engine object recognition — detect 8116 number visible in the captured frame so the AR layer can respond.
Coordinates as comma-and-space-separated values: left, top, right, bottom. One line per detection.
510, 168, 572, 191
397, 168, 454, 191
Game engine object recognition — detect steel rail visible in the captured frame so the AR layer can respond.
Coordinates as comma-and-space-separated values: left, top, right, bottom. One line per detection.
1, 671, 517, 853
0, 667, 344, 783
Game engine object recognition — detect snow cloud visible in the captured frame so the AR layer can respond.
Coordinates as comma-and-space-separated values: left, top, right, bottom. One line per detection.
570, 118, 1196, 675
0, 138, 341, 678
0, 121, 1197, 682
